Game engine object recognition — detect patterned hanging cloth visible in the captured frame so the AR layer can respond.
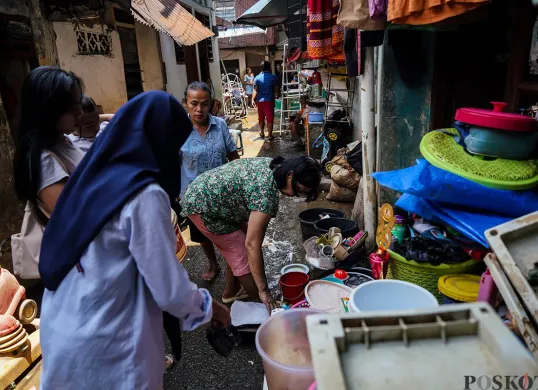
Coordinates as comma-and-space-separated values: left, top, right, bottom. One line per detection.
307, 0, 345, 60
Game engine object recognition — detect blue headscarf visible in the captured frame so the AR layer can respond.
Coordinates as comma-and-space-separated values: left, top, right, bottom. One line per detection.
40, 91, 192, 290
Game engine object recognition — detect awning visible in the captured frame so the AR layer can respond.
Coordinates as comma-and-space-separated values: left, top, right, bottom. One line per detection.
234, 0, 288, 29
219, 26, 266, 38
131, 0, 214, 46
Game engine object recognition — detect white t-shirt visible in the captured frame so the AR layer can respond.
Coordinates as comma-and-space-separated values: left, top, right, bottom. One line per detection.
67, 121, 109, 153
39, 136, 85, 193
66, 135, 93, 153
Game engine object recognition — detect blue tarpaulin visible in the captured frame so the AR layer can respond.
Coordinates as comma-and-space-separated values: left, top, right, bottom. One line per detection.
395, 194, 510, 248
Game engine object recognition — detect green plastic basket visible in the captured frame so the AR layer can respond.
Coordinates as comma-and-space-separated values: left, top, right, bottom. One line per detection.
386, 249, 479, 303
420, 129, 538, 190
274, 99, 300, 112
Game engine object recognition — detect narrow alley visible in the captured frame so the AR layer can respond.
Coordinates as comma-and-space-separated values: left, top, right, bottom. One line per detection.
164, 111, 351, 390
2, 0, 538, 389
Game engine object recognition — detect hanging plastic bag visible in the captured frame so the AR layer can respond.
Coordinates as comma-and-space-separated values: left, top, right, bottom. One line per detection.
313, 133, 331, 163
372, 159, 538, 218
368, 0, 387, 19
337, 0, 386, 30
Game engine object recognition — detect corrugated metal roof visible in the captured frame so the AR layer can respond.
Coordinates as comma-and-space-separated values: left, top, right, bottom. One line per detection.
218, 27, 276, 49
219, 26, 266, 38
131, 0, 214, 46
234, 0, 288, 28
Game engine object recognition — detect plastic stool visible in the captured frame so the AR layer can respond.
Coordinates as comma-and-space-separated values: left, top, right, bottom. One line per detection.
229, 129, 244, 156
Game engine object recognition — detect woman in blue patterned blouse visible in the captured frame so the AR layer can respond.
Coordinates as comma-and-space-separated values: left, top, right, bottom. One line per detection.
181, 82, 240, 286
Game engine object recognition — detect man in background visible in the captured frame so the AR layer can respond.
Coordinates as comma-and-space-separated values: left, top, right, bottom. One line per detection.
275, 63, 283, 85
253, 61, 280, 140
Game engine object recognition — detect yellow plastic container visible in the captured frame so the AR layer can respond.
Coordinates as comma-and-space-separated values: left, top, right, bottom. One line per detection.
438, 274, 480, 303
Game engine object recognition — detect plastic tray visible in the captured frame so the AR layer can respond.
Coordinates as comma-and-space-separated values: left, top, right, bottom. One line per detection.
306, 303, 538, 390
486, 211, 538, 327
483, 253, 538, 360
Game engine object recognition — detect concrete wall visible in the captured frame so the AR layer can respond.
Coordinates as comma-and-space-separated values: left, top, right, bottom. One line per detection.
209, 34, 223, 100
220, 50, 247, 77
0, 0, 56, 263
246, 52, 266, 70
0, 95, 20, 245
160, 33, 188, 102
135, 22, 164, 91
53, 22, 128, 112
160, 0, 223, 101
350, 77, 362, 142
377, 31, 436, 204
0, 0, 29, 17
160, 34, 223, 102
29, 0, 58, 67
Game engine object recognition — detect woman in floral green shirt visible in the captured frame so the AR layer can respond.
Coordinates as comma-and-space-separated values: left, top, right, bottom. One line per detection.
181, 156, 321, 312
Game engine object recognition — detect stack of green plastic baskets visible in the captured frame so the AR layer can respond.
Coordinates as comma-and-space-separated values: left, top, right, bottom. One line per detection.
386, 249, 479, 303
275, 98, 300, 113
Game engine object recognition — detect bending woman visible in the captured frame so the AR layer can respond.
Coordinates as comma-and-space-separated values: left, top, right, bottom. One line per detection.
38, 91, 230, 389
180, 156, 321, 312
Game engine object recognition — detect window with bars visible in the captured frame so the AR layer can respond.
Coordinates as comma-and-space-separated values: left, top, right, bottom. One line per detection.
174, 43, 186, 64
202, 14, 214, 62
76, 29, 111, 56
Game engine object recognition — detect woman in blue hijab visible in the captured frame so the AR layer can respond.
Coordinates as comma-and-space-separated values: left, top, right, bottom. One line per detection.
38, 91, 230, 390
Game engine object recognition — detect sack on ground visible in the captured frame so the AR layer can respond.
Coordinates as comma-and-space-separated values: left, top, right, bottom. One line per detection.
331, 154, 347, 166
327, 182, 357, 202
330, 164, 360, 191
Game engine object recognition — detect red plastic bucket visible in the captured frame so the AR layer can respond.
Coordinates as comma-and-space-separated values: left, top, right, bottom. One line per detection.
279, 272, 309, 304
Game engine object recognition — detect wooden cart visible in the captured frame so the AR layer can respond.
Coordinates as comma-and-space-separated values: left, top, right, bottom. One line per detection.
0, 320, 41, 390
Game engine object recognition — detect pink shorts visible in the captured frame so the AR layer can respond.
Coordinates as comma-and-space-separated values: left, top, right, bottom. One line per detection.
188, 214, 251, 277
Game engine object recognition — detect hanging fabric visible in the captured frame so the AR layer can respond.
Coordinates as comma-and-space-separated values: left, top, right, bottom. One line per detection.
344, 29, 359, 77
356, 30, 363, 76
369, 0, 388, 19
307, 0, 345, 60
388, 0, 489, 25
337, 0, 386, 30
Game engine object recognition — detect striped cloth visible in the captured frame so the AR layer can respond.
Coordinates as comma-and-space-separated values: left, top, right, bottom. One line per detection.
307, 0, 345, 60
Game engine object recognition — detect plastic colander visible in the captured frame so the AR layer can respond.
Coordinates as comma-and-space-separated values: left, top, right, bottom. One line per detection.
420, 129, 538, 190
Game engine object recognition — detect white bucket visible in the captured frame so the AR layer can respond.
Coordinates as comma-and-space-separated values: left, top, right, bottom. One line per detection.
349, 280, 439, 313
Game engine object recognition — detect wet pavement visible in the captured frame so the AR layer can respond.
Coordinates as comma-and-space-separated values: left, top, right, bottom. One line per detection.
163, 113, 353, 389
